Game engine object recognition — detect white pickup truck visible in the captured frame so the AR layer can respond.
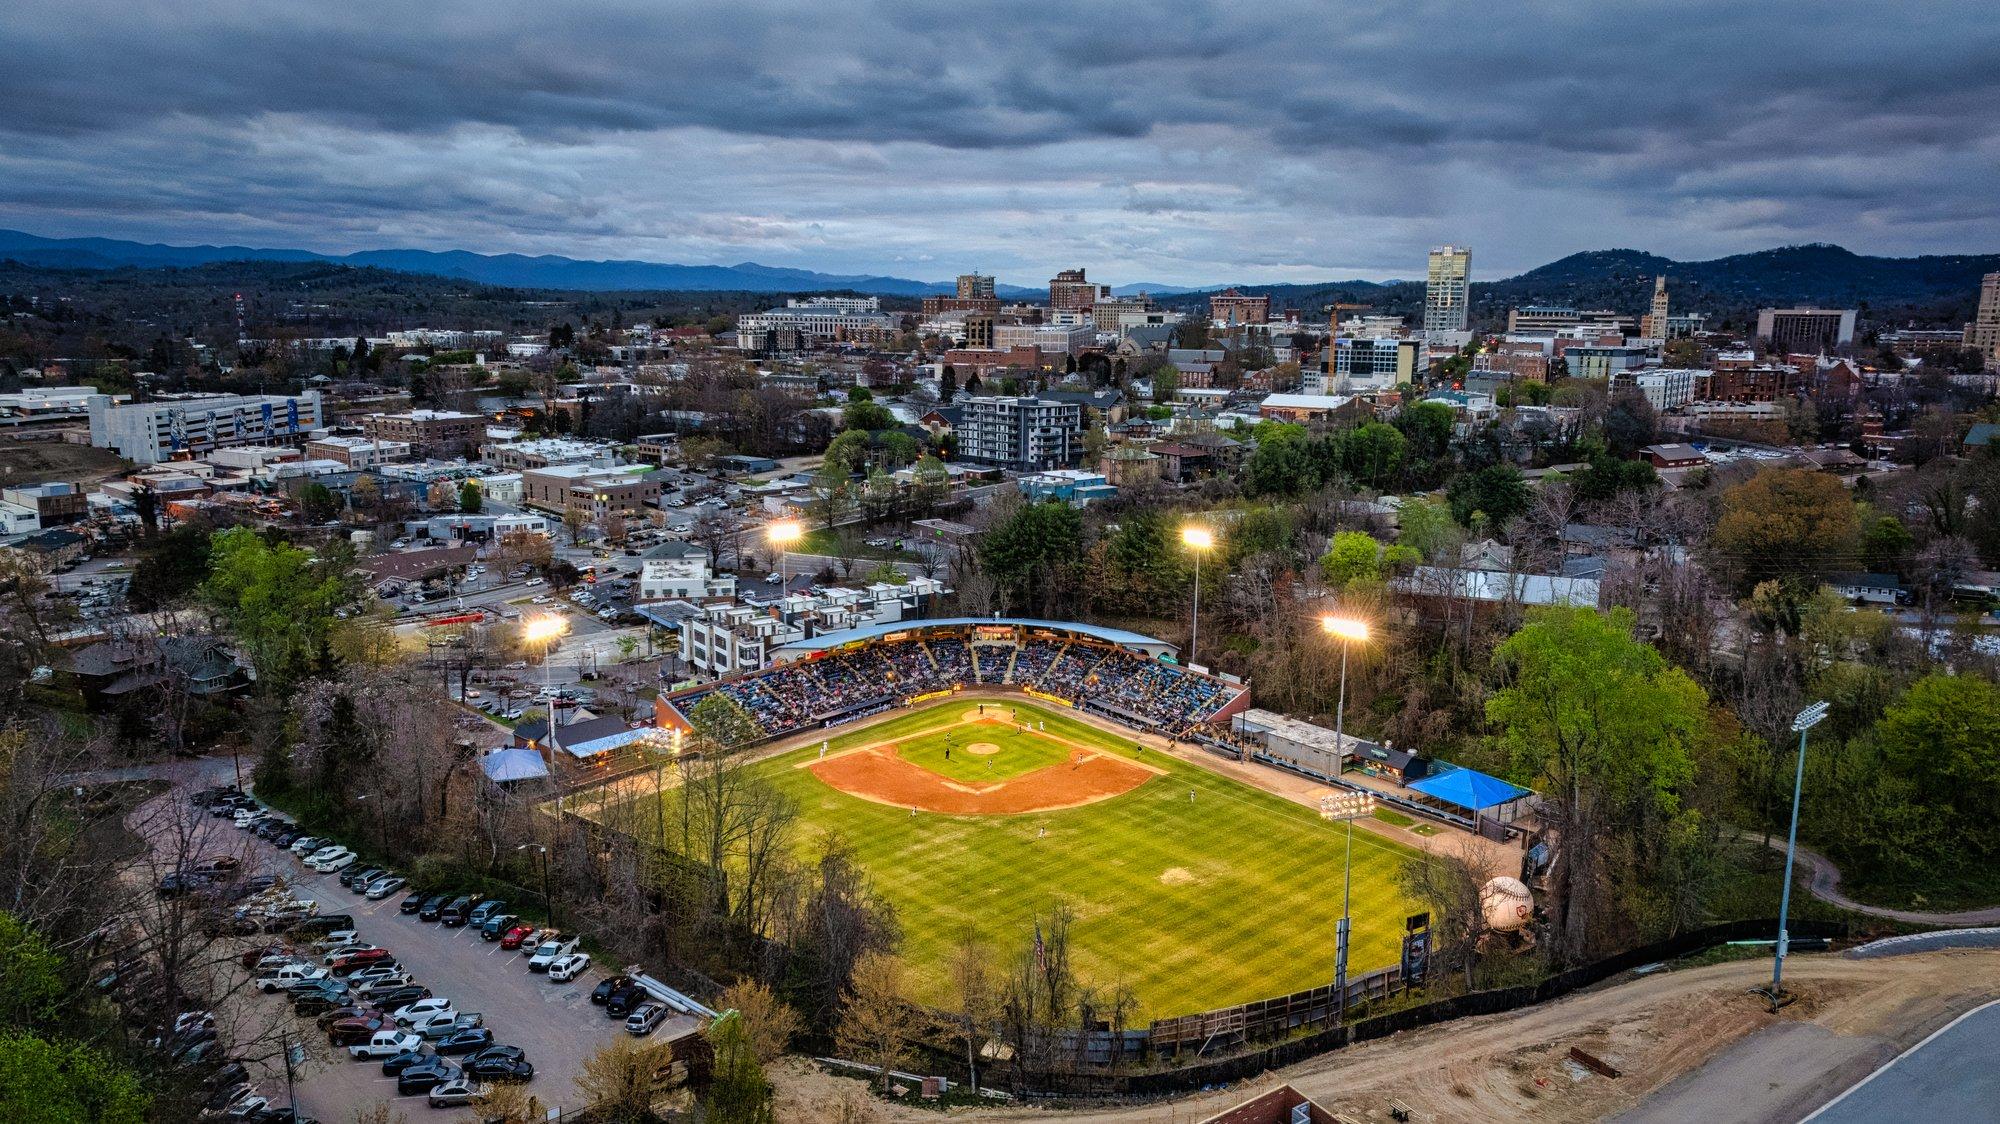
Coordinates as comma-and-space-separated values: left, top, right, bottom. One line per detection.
255, 962, 329, 993
348, 1029, 422, 1059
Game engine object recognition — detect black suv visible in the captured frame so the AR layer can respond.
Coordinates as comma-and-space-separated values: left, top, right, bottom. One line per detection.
603, 982, 649, 1015
417, 895, 451, 922
438, 895, 482, 927
399, 891, 429, 915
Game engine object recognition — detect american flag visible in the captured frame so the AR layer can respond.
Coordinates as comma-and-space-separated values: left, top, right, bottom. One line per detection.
1034, 924, 1047, 974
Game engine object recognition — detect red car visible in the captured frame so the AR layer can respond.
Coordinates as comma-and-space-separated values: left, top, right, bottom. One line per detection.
326, 1016, 387, 1046
329, 949, 395, 976
499, 925, 535, 950
239, 943, 292, 970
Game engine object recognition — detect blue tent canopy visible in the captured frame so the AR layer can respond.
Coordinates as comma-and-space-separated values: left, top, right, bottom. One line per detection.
1407, 767, 1529, 812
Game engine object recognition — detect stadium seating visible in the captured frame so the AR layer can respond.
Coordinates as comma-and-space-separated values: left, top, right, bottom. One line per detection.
668, 632, 1242, 743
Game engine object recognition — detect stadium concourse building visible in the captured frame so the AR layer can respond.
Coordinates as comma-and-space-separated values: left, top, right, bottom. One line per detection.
652, 617, 1251, 744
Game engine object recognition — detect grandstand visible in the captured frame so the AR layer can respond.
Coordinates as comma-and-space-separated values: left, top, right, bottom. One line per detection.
654, 618, 1250, 744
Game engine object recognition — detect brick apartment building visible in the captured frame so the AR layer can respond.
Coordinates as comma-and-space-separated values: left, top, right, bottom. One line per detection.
362, 410, 484, 458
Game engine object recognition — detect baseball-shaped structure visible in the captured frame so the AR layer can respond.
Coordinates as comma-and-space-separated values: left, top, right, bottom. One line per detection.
1480, 876, 1535, 933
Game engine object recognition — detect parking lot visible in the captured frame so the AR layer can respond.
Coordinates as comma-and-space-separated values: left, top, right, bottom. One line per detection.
217, 801, 630, 1117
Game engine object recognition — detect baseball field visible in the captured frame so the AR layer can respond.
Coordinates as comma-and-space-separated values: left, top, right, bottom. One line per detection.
742, 698, 1419, 1017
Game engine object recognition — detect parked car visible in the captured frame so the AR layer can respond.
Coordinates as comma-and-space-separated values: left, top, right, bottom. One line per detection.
319, 942, 376, 965
365, 876, 406, 900
466, 900, 507, 927
437, 895, 483, 927
625, 1001, 668, 1036
498, 925, 535, 950
309, 850, 357, 874
431, 1027, 495, 1055
427, 1076, 486, 1108
339, 867, 385, 890
345, 965, 409, 989
528, 937, 576, 972
347, 1030, 422, 1060
591, 975, 634, 1004
548, 952, 590, 983
466, 1046, 535, 1082
392, 997, 454, 1026
395, 1057, 458, 1096
329, 949, 395, 976
603, 982, 649, 1015
255, 963, 328, 993
478, 913, 517, 940
315, 1006, 382, 1032
398, 891, 429, 914
325, 1016, 389, 1046
380, 1049, 429, 1076
290, 984, 352, 1015
413, 1011, 480, 1039
416, 895, 450, 922
357, 983, 430, 1009
517, 928, 556, 957
288, 837, 326, 856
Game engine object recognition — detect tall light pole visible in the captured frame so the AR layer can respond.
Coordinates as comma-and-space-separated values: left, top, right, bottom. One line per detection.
1180, 525, 1215, 668
521, 614, 568, 706
767, 519, 804, 593
517, 843, 554, 926
1767, 699, 1828, 1012
1319, 615, 1370, 780
1320, 789, 1377, 1026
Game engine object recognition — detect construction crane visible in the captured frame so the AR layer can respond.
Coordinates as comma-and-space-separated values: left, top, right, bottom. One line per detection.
1322, 301, 1372, 331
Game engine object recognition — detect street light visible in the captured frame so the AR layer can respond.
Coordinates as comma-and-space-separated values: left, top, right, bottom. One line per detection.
767, 520, 804, 592
521, 614, 568, 705
1180, 525, 1216, 668
1319, 614, 1370, 779
1765, 699, 1828, 1012
516, 843, 554, 926
1320, 789, 1378, 1025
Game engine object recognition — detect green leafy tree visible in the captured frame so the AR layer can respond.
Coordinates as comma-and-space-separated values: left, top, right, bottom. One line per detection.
1446, 464, 1530, 527
1875, 673, 2000, 841
1321, 531, 1384, 588
458, 479, 483, 513
841, 401, 895, 432
1395, 496, 1459, 562
297, 481, 342, 523
979, 501, 1085, 616
691, 689, 763, 749
877, 430, 920, 467
200, 528, 352, 689
1859, 512, 1914, 575
824, 430, 871, 476
127, 523, 214, 610
0, 913, 64, 1028
1396, 400, 1456, 461
1574, 455, 1658, 502
0, 1032, 149, 1124
1341, 422, 1406, 489
1487, 607, 1710, 960
939, 365, 958, 403
704, 1011, 776, 1124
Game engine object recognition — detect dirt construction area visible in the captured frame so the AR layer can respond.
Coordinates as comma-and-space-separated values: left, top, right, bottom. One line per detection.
803, 710, 1162, 814
808, 947, 2000, 1124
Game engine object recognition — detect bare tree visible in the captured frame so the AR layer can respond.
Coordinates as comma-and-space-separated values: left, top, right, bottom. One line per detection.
834, 952, 920, 1089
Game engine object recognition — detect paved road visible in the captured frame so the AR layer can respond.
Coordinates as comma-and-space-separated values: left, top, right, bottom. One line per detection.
1803, 1000, 2000, 1123
1614, 1023, 1893, 1124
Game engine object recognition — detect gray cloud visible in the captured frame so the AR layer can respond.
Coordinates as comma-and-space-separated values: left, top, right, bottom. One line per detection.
0, 0, 1996, 284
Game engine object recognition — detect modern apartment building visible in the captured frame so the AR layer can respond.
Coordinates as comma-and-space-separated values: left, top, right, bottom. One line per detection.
1048, 268, 1110, 312
1317, 336, 1423, 392
362, 409, 483, 458
88, 391, 323, 465
519, 464, 661, 520
993, 322, 1094, 355
955, 395, 1083, 470
957, 273, 996, 300
1965, 272, 2000, 369
1424, 245, 1472, 334
1566, 345, 1653, 381
1756, 308, 1856, 353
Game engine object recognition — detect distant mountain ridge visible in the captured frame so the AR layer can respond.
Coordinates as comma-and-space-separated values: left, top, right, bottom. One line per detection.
0, 228, 1993, 310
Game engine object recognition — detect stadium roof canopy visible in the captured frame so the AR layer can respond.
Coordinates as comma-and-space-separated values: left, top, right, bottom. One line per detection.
1407, 766, 1531, 811
771, 617, 1173, 659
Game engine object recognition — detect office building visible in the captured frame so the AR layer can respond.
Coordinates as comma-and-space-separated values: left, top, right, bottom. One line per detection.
302, 436, 411, 469
1048, 268, 1110, 312
1566, 345, 1653, 381
88, 391, 323, 466
480, 437, 616, 472
1424, 245, 1472, 334
362, 409, 483, 459
519, 464, 661, 519
1471, 340, 1552, 384
957, 273, 996, 300
1756, 308, 1857, 353
1209, 288, 1272, 327
956, 396, 1083, 470
736, 297, 894, 351
1640, 276, 1670, 339
993, 322, 1094, 355
1966, 272, 2000, 369
1, 482, 88, 527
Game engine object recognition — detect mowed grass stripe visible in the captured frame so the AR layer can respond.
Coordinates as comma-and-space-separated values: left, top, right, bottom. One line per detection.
717, 701, 1418, 1017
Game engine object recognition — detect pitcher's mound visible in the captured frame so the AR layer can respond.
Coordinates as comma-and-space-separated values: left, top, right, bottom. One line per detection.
965, 742, 1002, 756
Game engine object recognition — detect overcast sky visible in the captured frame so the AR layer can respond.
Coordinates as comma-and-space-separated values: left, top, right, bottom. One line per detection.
3, 1, 1996, 287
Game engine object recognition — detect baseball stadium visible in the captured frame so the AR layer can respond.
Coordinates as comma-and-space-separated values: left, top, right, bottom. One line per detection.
651, 618, 1419, 1017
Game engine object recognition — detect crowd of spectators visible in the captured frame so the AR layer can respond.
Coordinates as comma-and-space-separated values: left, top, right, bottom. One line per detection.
667, 632, 1242, 743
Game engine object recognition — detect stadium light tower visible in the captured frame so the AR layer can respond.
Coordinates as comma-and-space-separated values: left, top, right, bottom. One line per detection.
1320, 789, 1377, 1026
767, 519, 804, 591
1180, 525, 1216, 668
1319, 615, 1370, 779
1766, 699, 1829, 1012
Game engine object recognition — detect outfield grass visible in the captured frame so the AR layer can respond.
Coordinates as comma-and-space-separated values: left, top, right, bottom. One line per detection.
717, 700, 1420, 1018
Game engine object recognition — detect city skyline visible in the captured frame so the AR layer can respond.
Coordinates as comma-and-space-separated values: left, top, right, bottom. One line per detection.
3, 0, 1998, 286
